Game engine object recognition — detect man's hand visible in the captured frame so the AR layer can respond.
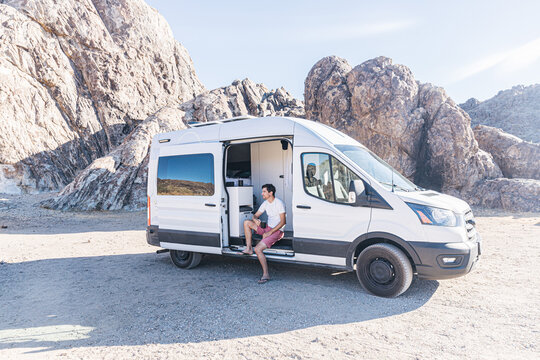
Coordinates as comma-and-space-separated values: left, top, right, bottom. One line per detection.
262, 232, 269, 239
253, 218, 261, 227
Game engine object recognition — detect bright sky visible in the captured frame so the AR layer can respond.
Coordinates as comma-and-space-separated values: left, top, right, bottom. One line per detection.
146, 0, 540, 103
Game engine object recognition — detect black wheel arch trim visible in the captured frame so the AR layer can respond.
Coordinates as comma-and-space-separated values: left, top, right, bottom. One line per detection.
345, 232, 421, 270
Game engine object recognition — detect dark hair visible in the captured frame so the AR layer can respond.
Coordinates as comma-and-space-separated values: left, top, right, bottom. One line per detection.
262, 183, 276, 197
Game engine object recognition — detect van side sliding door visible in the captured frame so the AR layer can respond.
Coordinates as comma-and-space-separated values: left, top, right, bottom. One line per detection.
155, 143, 223, 254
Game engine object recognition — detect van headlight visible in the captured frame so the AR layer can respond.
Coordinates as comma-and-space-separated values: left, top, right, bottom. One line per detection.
406, 203, 458, 227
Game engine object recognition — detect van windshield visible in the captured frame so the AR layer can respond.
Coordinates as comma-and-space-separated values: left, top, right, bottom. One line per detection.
335, 145, 419, 192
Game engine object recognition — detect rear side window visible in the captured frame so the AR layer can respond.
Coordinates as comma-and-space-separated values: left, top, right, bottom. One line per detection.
157, 154, 214, 196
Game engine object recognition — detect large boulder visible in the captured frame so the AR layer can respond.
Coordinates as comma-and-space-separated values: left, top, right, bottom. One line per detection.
460, 84, 540, 144
305, 56, 501, 192
473, 125, 540, 180
0, 0, 204, 193
305, 56, 540, 211
462, 178, 540, 212
42, 79, 304, 210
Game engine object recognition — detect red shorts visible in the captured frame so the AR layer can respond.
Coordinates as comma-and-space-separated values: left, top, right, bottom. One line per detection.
256, 226, 284, 248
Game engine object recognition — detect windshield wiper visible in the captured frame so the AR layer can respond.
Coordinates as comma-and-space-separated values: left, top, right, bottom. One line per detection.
380, 182, 411, 192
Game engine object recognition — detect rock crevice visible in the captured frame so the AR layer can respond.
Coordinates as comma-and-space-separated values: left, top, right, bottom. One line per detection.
0, 0, 205, 193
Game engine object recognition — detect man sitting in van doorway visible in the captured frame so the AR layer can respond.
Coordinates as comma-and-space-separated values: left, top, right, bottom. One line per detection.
242, 183, 286, 284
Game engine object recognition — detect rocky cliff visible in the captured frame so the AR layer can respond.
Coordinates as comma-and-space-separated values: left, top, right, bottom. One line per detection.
41, 79, 304, 210
0, 0, 204, 193
461, 84, 540, 144
305, 56, 539, 211
2, 0, 538, 212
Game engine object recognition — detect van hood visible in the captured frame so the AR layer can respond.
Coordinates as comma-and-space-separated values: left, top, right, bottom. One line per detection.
396, 190, 471, 214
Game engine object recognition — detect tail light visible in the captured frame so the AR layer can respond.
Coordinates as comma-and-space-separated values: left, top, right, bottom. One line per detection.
147, 196, 151, 226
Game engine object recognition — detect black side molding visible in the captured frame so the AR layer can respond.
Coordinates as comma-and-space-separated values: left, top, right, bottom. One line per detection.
293, 237, 349, 258
296, 205, 311, 209
159, 229, 221, 247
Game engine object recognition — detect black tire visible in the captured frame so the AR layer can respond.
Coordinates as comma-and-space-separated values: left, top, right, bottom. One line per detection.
356, 243, 413, 298
170, 250, 202, 269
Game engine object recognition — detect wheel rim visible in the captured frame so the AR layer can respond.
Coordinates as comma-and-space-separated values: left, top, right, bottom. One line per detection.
368, 257, 395, 285
175, 251, 189, 261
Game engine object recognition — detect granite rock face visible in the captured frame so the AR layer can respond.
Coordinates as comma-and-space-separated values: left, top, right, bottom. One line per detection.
305, 56, 501, 192
473, 125, 540, 180
461, 84, 540, 144
305, 56, 540, 211
42, 79, 304, 210
0, 0, 204, 194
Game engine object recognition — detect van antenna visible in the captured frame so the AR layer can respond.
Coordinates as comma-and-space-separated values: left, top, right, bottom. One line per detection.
391, 167, 395, 193
391, 141, 395, 193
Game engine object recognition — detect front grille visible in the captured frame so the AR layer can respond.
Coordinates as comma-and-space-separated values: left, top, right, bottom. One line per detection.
464, 209, 477, 241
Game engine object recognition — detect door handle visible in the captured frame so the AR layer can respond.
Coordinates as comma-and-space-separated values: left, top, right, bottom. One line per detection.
296, 205, 311, 209
205, 203, 216, 207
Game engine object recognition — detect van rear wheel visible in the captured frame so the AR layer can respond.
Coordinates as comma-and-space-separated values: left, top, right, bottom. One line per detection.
356, 243, 413, 298
170, 250, 202, 269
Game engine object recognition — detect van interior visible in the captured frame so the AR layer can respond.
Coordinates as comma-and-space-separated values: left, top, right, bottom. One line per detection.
224, 138, 294, 256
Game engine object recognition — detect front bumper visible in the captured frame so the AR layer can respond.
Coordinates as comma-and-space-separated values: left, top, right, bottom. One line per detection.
410, 235, 481, 280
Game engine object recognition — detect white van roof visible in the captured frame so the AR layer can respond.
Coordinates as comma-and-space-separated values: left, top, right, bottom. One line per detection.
153, 116, 362, 149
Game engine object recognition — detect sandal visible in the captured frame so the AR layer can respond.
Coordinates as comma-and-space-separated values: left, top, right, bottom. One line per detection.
258, 277, 270, 284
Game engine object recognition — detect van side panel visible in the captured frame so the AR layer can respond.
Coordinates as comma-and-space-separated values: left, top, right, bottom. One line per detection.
151, 142, 224, 254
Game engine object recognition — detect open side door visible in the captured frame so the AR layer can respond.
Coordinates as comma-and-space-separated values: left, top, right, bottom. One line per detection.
155, 142, 223, 254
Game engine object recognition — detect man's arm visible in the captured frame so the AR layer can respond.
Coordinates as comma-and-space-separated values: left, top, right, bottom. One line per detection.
252, 210, 263, 225
262, 213, 286, 238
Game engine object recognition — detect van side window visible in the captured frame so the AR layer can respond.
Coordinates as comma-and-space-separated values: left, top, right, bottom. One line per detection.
332, 157, 360, 203
301, 153, 360, 204
157, 154, 214, 196
301, 153, 335, 202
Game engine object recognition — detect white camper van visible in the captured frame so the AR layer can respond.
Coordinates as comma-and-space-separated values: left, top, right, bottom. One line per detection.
146, 116, 481, 297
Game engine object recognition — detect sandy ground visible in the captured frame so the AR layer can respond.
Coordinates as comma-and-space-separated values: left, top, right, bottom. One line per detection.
0, 193, 539, 359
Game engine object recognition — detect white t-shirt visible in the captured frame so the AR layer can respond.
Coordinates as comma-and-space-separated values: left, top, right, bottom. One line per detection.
258, 198, 286, 229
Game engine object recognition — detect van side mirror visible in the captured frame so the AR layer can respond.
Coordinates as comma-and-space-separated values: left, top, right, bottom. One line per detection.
349, 180, 369, 206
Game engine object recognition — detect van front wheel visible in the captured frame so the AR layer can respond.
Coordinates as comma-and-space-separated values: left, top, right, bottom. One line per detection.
356, 243, 413, 298
170, 250, 202, 269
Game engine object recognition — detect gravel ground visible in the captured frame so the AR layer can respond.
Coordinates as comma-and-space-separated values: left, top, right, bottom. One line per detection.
0, 194, 539, 359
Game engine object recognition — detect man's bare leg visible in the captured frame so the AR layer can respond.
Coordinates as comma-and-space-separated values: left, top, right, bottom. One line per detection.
242, 220, 258, 254
254, 241, 270, 281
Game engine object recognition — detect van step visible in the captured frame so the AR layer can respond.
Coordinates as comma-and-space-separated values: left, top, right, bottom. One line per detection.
227, 245, 295, 257
229, 235, 293, 248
